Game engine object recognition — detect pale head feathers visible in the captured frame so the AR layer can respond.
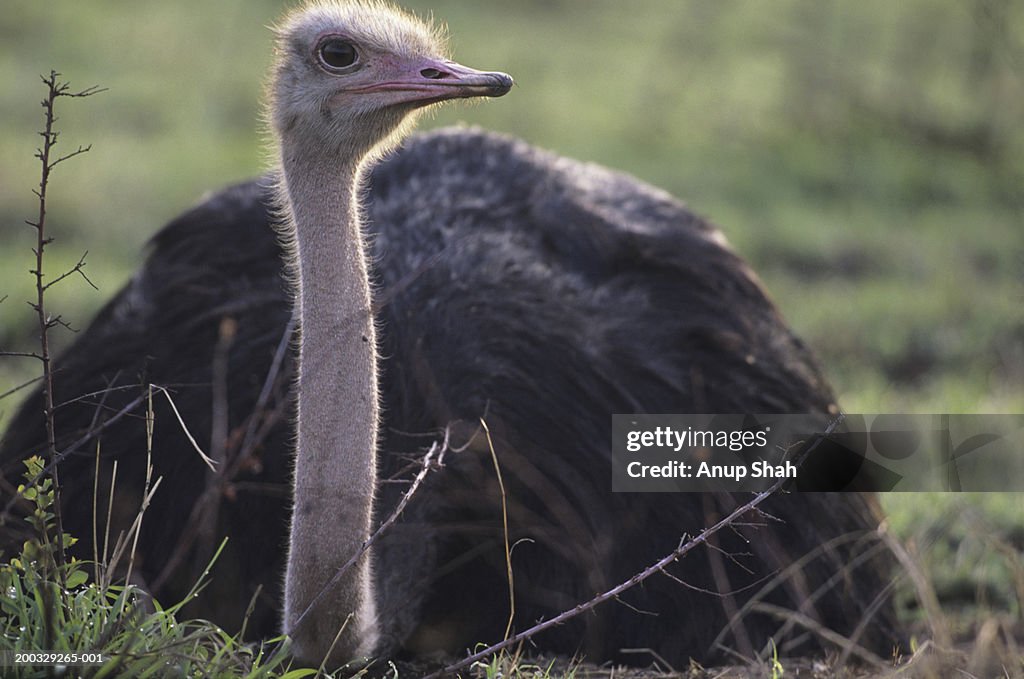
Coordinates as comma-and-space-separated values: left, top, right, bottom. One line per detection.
267, 0, 449, 164
274, 0, 448, 62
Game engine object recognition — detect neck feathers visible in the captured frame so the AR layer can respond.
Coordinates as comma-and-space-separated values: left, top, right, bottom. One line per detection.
278, 144, 382, 665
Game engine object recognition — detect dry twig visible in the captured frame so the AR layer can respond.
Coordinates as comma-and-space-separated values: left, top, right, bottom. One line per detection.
424, 415, 847, 679
6, 71, 105, 578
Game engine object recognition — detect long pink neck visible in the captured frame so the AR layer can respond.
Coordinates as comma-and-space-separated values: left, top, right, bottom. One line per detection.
279, 148, 380, 665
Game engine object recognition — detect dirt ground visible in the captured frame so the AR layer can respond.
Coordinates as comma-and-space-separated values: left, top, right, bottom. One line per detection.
391, 636, 1022, 679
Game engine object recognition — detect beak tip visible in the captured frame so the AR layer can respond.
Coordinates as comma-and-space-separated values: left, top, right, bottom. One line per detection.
489, 72, 514, 97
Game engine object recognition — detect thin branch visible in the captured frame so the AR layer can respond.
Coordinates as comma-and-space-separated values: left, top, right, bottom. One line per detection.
151, 385, 216, 471
424, 414, 846, 679
30, 72, 82, 573
0, 374, 45, 402
238, 310, 297, 460
293, 427, 452, 635
0, 387, 148, 528
0, 351, 42, 360
18, 71, 104, 577
195, 317, 237, 573
152, 315, 295, 593
48, 144, 93, 170
750, 602, 886, 666
424, 488, 779, 679
480, 418, 516, 643
42, 251, 98, 292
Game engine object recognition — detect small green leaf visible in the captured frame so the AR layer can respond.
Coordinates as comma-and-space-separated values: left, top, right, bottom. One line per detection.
65, 569, 88, 589
279, 669, 320, 679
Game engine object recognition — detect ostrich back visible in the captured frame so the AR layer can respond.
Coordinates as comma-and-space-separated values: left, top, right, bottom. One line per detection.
0, 128, 895, 664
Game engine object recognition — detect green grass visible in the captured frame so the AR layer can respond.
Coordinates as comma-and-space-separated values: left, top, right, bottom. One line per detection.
1, 458, 300, 678
883, 491, 1024, 643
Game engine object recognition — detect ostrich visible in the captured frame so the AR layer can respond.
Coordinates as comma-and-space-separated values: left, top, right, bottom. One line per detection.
1, 0, 897, 669
266, 2, 515, 662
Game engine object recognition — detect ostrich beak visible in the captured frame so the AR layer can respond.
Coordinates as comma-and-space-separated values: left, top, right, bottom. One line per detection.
358, 57, 513, 105
416, 59, 514, 99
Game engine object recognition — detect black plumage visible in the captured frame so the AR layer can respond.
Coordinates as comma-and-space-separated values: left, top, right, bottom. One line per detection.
1, 128, 896, 664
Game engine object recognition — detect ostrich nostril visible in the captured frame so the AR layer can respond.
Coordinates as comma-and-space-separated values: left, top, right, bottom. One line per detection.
420, 67, 446, 79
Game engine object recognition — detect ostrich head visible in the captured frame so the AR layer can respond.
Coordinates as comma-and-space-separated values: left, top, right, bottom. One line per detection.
270, 0, 512, 163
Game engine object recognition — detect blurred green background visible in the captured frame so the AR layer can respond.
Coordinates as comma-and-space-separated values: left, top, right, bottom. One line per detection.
1, 0, 1022, 546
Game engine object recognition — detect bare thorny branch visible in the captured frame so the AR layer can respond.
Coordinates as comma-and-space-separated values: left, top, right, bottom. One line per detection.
13, 70, 105, 577
422, 415, 849, 679
292, 425, 454, 635
150, 313, 297, 593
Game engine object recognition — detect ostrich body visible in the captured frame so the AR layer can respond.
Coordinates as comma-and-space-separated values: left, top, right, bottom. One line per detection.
1, 1, 896, 669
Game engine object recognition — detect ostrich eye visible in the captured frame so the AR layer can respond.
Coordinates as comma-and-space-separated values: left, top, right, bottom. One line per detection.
318, 39, 358, 70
